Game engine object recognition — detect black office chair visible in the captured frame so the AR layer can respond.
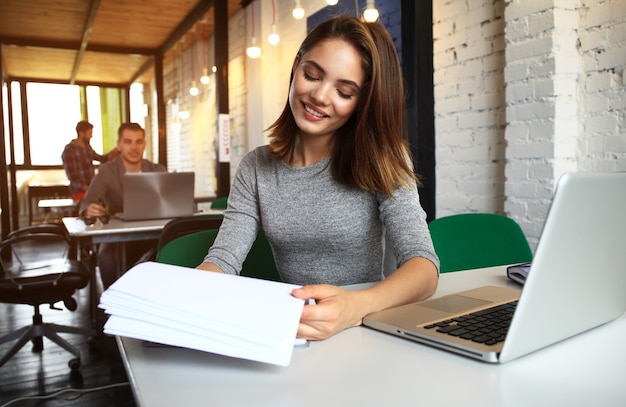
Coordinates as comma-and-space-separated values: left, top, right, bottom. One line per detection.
130, 214, 224, 267
157, 214, 224, 253
0, 224, 95, 370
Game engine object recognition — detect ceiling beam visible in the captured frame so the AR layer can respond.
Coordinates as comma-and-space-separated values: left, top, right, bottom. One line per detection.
70, 0, 102, 84
0, 37, 155, 56
5, 75, 129, 88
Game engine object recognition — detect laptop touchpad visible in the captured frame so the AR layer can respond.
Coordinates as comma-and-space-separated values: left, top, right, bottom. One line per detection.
420, 295, 491, 314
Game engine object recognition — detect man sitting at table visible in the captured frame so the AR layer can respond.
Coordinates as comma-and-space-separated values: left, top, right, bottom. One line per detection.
79, 122, 166, 288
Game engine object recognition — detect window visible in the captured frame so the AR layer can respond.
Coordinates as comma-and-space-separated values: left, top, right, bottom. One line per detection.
8, 82, 140, 167
26, 83, 82, 166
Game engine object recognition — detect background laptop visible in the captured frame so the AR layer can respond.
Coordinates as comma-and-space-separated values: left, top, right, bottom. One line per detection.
119, 172, 195, 221
363, 172, 626, 363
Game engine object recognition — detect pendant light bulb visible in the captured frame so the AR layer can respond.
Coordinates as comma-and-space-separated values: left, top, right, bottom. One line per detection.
246, 37, 261, 59
326, 0, 339, 5
189, 80, 199, 96
292, 0, 305, 19
268, 24, 280, 46
179, 107, 190, 120
200, 67, 210, 85
363, 0, 379, 22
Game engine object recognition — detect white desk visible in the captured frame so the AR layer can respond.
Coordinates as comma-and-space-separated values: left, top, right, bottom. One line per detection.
62, 210, 225, 242
63, 217, 171, 242
35, 198, 78, 224
116, 266, 626, 407
27, 181, 71, 225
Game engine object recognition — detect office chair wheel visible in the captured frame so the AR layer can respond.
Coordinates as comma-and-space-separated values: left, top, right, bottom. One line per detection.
68, 358, 81, 370
32, 336, 44, 352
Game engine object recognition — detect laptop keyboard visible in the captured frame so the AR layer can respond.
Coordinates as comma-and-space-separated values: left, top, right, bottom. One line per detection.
423, 301, 518, 346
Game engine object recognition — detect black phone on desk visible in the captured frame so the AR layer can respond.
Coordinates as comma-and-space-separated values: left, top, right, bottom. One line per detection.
507, 262, 532, 285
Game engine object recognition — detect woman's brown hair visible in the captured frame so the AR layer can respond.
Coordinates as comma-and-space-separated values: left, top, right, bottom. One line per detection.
266, 16, 418, 195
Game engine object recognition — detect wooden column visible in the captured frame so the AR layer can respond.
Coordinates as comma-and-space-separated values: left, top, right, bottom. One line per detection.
214, 0, 230, 198
155, 56, 167, 167
0, 46, 11, 239
402, 0, 436, 222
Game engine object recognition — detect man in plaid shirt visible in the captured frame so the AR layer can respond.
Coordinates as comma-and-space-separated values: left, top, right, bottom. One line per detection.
62, 120, 118, 200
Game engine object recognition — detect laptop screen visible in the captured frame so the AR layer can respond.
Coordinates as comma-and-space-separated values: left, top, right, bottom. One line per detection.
121, 172, 195, 221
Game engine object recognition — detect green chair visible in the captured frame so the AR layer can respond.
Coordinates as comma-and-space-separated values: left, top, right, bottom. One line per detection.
156, 228, 281, 282
210, 197, 228, 210
428, 213, 533, 273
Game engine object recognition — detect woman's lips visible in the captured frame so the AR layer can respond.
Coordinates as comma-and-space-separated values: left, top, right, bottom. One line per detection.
303, 102, 327, 120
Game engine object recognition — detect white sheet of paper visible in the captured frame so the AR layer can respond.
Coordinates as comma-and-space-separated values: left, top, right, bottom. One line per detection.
99, 262, 305, 366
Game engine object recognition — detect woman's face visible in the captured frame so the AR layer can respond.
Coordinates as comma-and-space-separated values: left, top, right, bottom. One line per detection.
289, 39, 365, 141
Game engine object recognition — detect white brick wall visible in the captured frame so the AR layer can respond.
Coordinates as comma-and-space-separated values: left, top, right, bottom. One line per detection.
434, 0, 508, 217
435, 0, 626, 250
578, 0, 626, 175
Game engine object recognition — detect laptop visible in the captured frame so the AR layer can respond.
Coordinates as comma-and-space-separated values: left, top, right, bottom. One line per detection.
119, 172, 195, 221
363, 172, 626, 363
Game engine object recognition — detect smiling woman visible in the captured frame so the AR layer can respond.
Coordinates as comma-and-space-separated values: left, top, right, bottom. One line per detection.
198, 15, 439, 343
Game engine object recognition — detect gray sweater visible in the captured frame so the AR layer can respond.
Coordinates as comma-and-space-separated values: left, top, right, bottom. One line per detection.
204, 146, 439, 286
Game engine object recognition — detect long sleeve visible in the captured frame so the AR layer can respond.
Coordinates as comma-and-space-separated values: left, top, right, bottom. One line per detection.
205, 146, 439, 286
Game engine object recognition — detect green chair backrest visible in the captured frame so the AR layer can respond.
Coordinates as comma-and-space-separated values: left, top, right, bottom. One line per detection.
156, 229, 219, 269
428, 213, 533, 273
156, 228, 281, 282
240, 229, 280, 281
210, 197, 228, 210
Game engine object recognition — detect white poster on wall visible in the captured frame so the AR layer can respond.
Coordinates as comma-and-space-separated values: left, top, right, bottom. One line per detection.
218, 113, 231, 163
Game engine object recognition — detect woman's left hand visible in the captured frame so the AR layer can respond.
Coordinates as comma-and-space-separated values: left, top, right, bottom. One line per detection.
290, 258, 438, 341
291, 284, 365, 340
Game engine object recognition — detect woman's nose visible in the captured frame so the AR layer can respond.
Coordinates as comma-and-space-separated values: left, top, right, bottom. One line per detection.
310, 83, 331, 105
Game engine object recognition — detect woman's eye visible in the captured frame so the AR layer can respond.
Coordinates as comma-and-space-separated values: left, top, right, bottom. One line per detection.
337, 90, 353, 100
303, 71, 318, 81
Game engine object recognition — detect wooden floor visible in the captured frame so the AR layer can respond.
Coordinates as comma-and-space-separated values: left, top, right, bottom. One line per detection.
0, 271, 136, 405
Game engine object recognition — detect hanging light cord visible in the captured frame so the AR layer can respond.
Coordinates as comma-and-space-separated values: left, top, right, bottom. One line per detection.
272, 0, 276, 24
203, 34, 208, 69
190, 44, 195, 82
251, 0, 255, 39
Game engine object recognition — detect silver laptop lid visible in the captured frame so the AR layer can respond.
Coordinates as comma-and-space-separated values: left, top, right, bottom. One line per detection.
122, 172, 195, 221
363, 172, 626, 363
500, 172, 626, 362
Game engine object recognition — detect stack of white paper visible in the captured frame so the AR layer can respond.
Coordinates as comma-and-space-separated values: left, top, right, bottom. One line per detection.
99, 262, 305, 367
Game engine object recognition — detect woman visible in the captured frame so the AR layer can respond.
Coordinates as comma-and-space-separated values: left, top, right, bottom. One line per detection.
198, 16, 439, 340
